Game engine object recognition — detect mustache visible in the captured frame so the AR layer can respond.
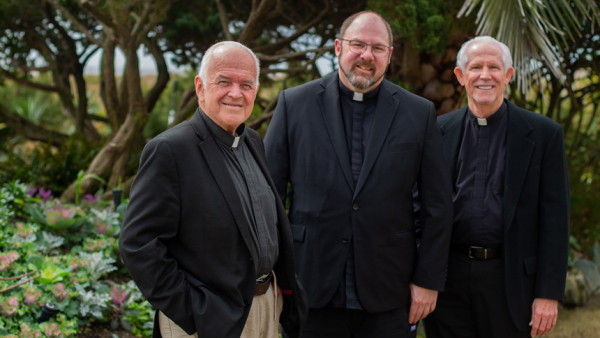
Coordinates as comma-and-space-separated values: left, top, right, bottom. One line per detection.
353, 61, 376, 69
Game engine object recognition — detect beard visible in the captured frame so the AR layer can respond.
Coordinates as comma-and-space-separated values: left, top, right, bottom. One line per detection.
339, 47, 386, 90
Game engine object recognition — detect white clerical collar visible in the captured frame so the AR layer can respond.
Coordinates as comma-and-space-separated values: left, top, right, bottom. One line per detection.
232, 136, 240, 148
353, 92, 363, 101
477, 118, 488, 126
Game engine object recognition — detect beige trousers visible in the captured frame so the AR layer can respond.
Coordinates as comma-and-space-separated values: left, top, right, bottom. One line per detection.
158, 279, 283, 338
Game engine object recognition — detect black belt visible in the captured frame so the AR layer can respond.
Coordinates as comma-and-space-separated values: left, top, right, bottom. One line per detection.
451, 244, 502, 260
254, 273, 272, 296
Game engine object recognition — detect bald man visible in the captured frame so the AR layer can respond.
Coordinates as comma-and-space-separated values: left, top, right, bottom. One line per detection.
120, 41, 307, 338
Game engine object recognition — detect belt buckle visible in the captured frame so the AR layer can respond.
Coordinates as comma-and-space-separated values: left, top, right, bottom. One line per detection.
256, 272, 271, 284
468, 246, 484, 259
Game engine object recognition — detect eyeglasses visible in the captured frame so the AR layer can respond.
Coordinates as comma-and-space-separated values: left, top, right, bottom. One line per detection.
339, 39, 390, 58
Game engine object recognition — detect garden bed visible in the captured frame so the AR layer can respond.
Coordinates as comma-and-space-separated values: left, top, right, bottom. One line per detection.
0, 181, 154, 337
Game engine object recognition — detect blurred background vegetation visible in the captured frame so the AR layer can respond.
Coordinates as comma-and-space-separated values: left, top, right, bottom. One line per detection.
0, 0, 599, 256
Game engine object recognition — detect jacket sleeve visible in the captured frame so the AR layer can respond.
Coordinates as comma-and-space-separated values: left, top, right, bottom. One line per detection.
535, 125, 570, 300
118, 138, 235, 336
264, 90, 291, 205
411, 104, 454, 291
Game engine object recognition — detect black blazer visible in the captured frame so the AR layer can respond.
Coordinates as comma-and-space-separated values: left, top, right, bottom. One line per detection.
119, 110, 308, 338
438, 100, 569, 331
264, 73, 453, 313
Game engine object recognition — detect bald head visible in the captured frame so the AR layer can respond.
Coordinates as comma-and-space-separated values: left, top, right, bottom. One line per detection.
199, 41, 260, 86
339, 11, 393, 46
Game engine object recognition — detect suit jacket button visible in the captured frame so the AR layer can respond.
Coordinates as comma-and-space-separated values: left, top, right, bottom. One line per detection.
352, 204, 359, 211
244, 300, 251, 307
342, 237, 348, 244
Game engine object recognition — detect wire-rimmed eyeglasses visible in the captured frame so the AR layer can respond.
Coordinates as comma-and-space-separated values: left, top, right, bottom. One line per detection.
339, 39, 390, 58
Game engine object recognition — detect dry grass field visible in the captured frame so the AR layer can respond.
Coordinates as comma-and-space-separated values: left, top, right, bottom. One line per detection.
547, 296, 600, 338
415, 295, 600, 338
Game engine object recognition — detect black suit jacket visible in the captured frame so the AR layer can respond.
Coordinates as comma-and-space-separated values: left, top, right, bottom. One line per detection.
119, 110, 308, 338
438, 100, 569, 330
264, 73, 453, 313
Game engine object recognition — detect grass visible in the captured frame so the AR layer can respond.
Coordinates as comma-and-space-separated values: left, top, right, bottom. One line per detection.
547, 295, 600, 338
413, 295, 600, 338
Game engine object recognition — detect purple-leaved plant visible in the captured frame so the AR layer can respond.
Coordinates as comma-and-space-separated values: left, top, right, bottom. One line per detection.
0, 251, 19, 272
1, 297, 19, 317
38, 188, 52, 202
52, 283, 69, 302
83, 194, 100, 203
23, 286, 41, 306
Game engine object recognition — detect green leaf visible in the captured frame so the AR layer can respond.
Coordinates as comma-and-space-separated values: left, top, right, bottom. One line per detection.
26, 255, 43, 269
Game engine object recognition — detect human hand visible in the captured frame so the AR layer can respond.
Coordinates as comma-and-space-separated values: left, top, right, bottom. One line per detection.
529, 298, 558, 336
408, 283, 438, 324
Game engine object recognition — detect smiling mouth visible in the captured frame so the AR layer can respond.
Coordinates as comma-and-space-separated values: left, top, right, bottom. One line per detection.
223, 103, 243, 108
356, 64, 373, 72
476, 85, 494, 90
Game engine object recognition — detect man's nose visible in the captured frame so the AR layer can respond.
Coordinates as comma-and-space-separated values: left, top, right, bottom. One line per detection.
360, 45, 375, 61
480, 67, 492, 79
228, 84, 243, 98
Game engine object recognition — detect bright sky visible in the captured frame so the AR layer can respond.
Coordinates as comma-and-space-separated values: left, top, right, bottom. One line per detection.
83, 46, 335, 76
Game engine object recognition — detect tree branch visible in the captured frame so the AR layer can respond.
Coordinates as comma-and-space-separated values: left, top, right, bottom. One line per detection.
0, 104, 68, 146
88, 114, 109, 123
253, 0, 330, 53
238, 0, 277, 45
1, 71, 59, 92
247, 95, 278, 130
0, 275, 40, 293
215, 0, 233, 41
76, 0, 120, 34
256, 46, 333, 62
81, 45, 101, 65
131, 0, 153, 39
168, 89, 198, 129
143, 37, 170, 113
47, 0, 103, 46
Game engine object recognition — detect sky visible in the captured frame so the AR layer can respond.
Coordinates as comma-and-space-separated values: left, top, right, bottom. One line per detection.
83, 46, 336, 76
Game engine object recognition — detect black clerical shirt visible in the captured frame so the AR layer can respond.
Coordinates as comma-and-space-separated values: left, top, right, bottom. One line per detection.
200, 110, 279, 277
452, 102, 508, 248
329, 79, 381, 310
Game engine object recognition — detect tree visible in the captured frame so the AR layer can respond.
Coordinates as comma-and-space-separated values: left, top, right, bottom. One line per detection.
0, 0, 367, 200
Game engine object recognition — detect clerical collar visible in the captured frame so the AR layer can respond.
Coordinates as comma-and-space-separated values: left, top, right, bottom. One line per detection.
338, 76, 381, 101
199, 109, 246, 147
467, 101, 507, 127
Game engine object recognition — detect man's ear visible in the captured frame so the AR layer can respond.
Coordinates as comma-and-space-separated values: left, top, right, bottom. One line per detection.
388, 46, 394, 65
194, 75, 205, 104
454, 67, 465, 86
334, 39, 341, 58
504, 67, 515, 84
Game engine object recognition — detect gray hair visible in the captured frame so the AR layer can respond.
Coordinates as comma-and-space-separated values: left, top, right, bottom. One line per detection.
198, 41, 260, 86
456, 36, 512, 72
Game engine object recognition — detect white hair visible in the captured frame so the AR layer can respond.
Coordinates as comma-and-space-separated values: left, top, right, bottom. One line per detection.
456, 36, 513, 72
198, 41, 260, 86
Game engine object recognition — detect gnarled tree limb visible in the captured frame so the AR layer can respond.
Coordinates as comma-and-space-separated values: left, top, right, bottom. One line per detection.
0, 104, 68, 147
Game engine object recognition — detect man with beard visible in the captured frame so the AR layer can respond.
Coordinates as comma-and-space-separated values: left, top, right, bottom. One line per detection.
264, 11, 453, 337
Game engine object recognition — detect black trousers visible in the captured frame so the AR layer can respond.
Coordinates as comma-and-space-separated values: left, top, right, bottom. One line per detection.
423, 252, 530, 338
299, 306, 417, 338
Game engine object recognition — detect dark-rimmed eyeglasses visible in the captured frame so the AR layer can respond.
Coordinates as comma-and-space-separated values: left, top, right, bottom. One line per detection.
339, 39, 390, 58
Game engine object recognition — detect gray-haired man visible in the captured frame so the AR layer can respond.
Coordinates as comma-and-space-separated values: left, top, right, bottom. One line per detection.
120, 41, 307, 338
423, 36, 569, 338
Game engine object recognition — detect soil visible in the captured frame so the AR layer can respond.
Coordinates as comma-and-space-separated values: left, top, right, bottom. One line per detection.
76, 322, 139, 338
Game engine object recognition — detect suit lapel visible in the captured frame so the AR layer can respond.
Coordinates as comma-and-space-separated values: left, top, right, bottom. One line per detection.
354, 81, 399, 198
503, 101, 534, 234
317, 74, 354, 191
190, 111, 255, 257
441, 107, 467, 180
